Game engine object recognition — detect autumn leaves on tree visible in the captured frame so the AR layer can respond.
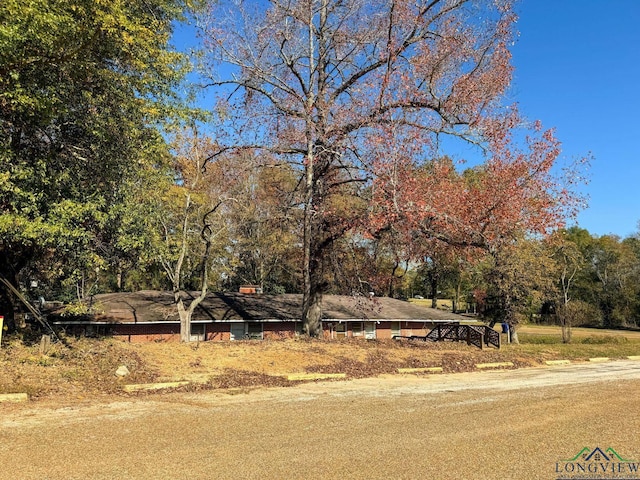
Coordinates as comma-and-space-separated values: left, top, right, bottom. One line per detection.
199, 0, 584, 336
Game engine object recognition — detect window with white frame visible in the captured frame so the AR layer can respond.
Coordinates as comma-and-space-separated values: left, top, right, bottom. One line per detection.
230, 322, 245, 341
364, 322, 376, 339
190, 323, 205, 342
351, 322, 363, 337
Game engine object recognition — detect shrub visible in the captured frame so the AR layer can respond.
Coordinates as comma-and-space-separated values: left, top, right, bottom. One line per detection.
580, 335, 628, 345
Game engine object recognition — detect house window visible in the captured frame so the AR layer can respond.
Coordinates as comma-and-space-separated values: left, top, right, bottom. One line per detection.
190, 323, 206, 342
352, 322, 363, 337
391, 322, 401, 338
230, 322, 245, 341
247, 322, 263, 340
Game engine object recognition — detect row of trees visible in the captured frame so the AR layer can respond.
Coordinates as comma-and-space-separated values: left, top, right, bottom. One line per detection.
406, 227, 640, 340
3, 0, 611, 342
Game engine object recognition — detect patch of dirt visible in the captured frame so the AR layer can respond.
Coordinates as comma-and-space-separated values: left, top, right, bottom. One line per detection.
132, 336, 529, 381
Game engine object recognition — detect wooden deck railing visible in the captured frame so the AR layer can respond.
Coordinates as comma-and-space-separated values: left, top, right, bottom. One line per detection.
421, 323, 501, 349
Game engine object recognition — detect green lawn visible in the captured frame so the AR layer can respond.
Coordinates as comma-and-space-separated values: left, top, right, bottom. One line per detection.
507, 324, 640, 359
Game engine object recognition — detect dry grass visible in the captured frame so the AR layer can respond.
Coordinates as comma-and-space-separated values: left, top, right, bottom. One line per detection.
1, 324, 639, 401
0, 336, 159, 399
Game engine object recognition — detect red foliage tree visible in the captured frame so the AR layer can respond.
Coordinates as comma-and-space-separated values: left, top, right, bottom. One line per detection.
368, 117, 588, 338
370, 117, 586, 251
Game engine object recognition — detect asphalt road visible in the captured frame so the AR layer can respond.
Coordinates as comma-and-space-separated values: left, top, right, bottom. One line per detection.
2, 361, 640, 480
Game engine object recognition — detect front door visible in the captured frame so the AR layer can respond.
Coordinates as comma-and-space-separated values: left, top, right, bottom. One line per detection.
351, 322, 363, 337
335, 322, 346, 339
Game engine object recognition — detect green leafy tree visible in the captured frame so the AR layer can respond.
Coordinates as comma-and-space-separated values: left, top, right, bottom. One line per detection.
564, 227, 640, 328
590, 235, 638, 328
0, 0, 195, 328
548, 230, 585, 342
622, 233, 640, 325
155, 130, 239, 342
479, 236, 558, 343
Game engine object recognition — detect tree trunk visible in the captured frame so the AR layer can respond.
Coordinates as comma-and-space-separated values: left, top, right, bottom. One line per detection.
0, 267, 23, 333
558, 303, 572, 343
302, 285, 323, 338
301, 159, 320, 336
0, 285, 18, 333
301, 159, 317, 336
509, 323, 519, 344
503, 294, 520, 344
164, 190, 213, 343
430, 275, 438, 309
301, 2, 318, 337
177, 298, 192, 343
175, 288, 209, 343
561, 322, 572, 343
302, 228, 326, 337
2, 248, 31, 331
301, 0, 336, 338
453, 280, 462, 314
116, 266, 123, 291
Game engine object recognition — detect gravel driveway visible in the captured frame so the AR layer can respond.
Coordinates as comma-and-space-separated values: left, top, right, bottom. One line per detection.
2, 361, 640, 480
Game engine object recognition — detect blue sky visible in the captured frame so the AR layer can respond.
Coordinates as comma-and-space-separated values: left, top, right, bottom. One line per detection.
511, 1, 640, 238
175, 1, 639, 239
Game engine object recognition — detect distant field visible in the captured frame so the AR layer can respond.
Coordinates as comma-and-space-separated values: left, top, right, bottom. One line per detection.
518, 324, 640, 339
408, 298, 640, 340
496, 324, 640, 360
408, 297, 458, 310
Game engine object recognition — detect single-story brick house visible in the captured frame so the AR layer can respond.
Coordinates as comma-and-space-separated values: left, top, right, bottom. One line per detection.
50, 290, 473, 342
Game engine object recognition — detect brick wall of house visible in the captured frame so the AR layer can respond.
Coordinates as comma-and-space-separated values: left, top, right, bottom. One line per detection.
206, 323, 230, 341
61, 320, 438, 342
400, 321, 431, 336
263, 322, 296, 340
112, 323, 180, 343
375, 321, 392, 339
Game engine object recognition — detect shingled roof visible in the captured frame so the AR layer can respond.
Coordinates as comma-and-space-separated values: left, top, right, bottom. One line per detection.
85, 290, 468, 323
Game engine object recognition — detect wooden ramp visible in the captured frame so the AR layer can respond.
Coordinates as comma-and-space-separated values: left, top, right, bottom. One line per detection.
426, 323, 501, 349
393, 323, 500, 349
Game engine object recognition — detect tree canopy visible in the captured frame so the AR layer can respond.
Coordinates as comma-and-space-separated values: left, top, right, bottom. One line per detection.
0, 0, 195, 326
198, 0, 585, 336
6, 0, 634, 341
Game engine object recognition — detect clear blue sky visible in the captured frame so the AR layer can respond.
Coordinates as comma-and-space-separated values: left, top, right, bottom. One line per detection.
175, 1, 640, 239
511, 1, 640, 238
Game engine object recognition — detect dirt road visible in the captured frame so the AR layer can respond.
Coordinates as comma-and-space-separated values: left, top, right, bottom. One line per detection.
2, 361, 640, 480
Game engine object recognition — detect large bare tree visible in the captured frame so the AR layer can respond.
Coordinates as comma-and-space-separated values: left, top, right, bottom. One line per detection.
200, 0, 518, 336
